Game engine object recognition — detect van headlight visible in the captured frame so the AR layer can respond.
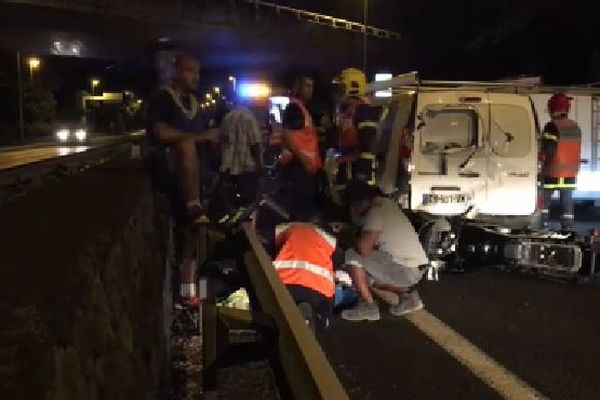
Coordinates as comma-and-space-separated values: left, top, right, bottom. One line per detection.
74, 129, 87, 141
56, 129, 70, 142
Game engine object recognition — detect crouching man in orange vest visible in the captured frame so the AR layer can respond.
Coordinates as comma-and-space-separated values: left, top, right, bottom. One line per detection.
273, 220, 336, 331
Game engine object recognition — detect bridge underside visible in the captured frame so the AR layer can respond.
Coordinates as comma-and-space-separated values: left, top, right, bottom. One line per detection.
0, 1, 412, 77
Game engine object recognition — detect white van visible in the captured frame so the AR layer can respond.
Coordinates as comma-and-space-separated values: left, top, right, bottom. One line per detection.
370, 75, 599, 227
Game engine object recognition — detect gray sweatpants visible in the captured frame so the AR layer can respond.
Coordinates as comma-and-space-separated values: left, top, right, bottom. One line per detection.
345, 248, 424, 288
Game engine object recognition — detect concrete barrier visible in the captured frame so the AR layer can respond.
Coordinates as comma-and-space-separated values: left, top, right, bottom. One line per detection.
0, 156, 171, 400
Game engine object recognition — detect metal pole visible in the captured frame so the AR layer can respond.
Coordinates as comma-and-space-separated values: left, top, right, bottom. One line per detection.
16, 51, 24, 143
29, 64, 33, 85
363, 0, 368, 74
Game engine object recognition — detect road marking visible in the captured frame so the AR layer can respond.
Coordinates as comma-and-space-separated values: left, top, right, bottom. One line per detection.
406, 310, 547, 400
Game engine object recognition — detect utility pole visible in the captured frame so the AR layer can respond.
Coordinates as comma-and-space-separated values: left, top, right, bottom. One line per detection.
363, 0, 368, 74
16, 51, 24, 143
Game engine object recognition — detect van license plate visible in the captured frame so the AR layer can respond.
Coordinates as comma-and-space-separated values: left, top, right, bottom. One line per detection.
423, 193, 471, 205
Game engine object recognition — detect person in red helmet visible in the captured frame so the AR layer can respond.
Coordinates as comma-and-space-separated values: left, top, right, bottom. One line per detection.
540, 93, 582, 231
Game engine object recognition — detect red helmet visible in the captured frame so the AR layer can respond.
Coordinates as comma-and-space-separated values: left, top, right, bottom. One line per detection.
548, 93, 572, 115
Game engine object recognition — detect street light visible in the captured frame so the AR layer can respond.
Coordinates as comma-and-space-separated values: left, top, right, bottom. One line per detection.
228, 75, 236, 91
205, 93, 212, 100
27, 57, 40, 85
214, 86, 220, 94
91, 78, 100, 95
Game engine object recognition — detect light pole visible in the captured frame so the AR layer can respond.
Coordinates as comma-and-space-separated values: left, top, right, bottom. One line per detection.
16, 51, 24, 142
363, 0, 368, 74
91, 78, 100, 95
27, 57, 40, 85
228, 75, 236, 91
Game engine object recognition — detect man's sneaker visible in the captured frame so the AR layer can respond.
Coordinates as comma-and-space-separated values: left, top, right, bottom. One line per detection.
389, 290, 424, 317
341, 301, 380, 322
371, 286, 400, 306
298, 302, 315, 333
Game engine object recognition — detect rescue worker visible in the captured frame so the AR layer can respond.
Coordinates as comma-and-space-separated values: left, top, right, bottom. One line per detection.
274, 219, 336, 331
541, 93, 582, 231
280, 74, 322, 219
329, 68, 380, 205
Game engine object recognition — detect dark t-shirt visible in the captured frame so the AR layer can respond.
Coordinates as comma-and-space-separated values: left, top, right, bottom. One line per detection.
145, 89, 207, 151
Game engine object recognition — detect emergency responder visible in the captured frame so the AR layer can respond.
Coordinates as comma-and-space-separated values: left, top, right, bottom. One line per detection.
329, 68, 380, 205
274, 219, 336, 331
341, 181, 429, 321
541, 93, 582, 231
145, 54, 219, 307
280, 74, 322, 219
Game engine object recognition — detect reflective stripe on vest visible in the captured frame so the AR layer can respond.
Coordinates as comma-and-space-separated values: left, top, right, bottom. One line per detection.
544, 119, 581, 179
274, 224, 335, 298
273, 260, 335, 284
357, 121, 378, 130
543, 177, 577, 189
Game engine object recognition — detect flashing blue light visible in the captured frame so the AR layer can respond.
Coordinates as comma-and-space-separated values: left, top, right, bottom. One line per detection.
238, 82, 271, 99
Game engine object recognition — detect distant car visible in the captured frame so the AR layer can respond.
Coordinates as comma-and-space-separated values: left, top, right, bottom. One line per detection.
54, 121, 88, 143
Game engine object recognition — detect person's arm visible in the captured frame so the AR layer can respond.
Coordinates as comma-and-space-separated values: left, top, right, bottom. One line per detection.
248, 112, 264, 171
356, 201, 383, 256
541, 121, 558, 162
357, 230, 381, 257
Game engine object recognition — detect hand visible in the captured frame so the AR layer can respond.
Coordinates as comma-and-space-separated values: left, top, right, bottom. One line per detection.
198, 128, 220, 144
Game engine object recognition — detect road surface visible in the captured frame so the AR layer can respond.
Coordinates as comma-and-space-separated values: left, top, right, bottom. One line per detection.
0, 132, 142, 172
320, 214, 600, 400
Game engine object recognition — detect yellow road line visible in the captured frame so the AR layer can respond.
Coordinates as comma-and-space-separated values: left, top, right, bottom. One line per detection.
406, 310, 547, 400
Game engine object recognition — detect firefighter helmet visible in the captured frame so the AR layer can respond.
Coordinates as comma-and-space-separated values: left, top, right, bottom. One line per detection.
333, 68, 367, 97
548, 93, 572, 116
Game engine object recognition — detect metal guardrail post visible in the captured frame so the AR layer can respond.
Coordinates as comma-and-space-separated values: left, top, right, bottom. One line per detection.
201, 302, 218, 400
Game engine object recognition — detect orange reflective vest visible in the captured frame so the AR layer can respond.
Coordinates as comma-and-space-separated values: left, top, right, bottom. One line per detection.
543, 118, 582, 179
273, 223, 336, 298
280, 98, 322, 173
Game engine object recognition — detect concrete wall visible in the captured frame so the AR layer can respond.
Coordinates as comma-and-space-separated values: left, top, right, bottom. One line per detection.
0, 157, 171, 400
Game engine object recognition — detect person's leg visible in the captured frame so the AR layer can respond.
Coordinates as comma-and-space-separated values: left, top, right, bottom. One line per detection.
541, 189, 553, 229
171, 138, 208, 224
560, 189, 575, 231
172, 138, 200, 204
177, 225, 199, 306
341, 249, 380, 321
347, 265, 375, 303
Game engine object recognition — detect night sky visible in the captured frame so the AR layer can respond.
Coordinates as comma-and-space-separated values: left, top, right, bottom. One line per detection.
1, 0, 600, 95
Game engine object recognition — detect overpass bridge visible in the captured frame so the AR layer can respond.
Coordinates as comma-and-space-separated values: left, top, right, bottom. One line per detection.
0, 0, 409, 76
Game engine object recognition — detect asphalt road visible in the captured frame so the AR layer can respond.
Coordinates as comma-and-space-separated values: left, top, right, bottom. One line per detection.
0, 145, 92, 171
0, 132, 142, 172
320, 217, 600, 400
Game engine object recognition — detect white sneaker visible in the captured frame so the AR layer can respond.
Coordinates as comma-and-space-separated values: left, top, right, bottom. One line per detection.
341, 301, 380, 322
389, 291, 424, 317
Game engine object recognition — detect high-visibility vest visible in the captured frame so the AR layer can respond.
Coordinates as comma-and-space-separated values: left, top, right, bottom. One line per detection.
543, 118, 582, 180
337, 97, 379, 186
281, 98, 322, 173
273, 223, 336, 298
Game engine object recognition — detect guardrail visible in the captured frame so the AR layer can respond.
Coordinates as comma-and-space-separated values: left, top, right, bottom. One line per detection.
0, 136, 141, 206
200, 222, 348, 400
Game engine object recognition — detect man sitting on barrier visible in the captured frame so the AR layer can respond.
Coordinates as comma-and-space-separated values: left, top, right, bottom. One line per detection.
273, 216, 337, 332
146, 54, 219, 307
341, 182, 429, 321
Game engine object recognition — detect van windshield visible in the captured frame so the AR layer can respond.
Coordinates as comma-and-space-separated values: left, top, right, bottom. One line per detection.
490, 105, 531, 158
420, 107, 478, 154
